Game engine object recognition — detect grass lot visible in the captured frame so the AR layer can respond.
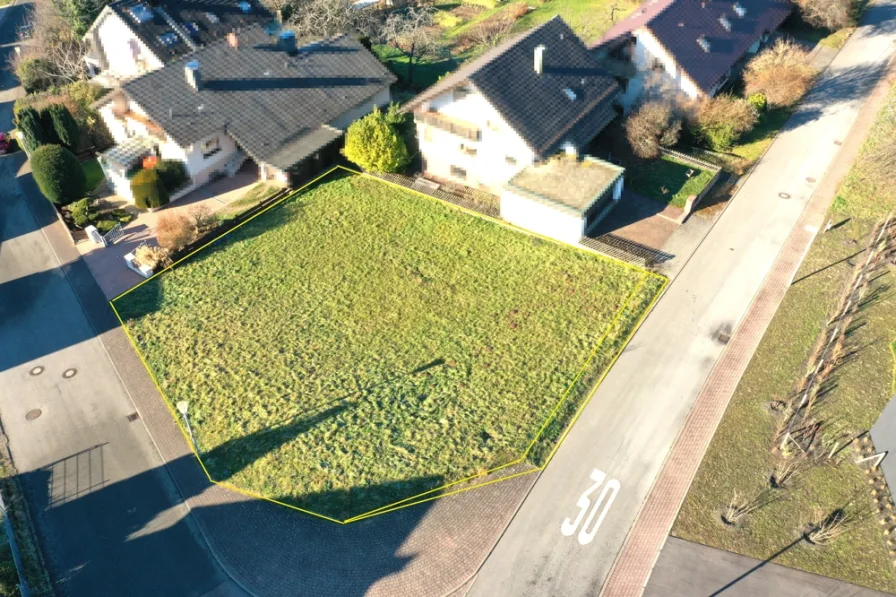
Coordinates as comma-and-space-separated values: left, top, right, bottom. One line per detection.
673, 85, 896, 591
377, 0, 639, 90
81, 158, 105, 193
216, 183, 283, 222
729, 107, 795, 165
114, 171, 662, 520
832, 83, 896, 221
625, 155, 715, 209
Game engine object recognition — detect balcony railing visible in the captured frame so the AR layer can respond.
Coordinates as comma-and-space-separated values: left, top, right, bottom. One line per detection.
415, 110, 481, 142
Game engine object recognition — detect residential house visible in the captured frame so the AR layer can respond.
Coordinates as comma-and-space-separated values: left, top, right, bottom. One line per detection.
404, 17, 622, 194
82, 0, 275, 84
95, 26, 395, 202
592, 0, 792, 111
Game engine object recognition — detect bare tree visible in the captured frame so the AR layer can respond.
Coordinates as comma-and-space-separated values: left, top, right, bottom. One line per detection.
289, 0, 380, 39
796, 0, 854, 31
624, 101, 682, 159
9, 0, 90, 90
379, 5, 440, 86
465, 12, 515, 49
744, 38, 816, 108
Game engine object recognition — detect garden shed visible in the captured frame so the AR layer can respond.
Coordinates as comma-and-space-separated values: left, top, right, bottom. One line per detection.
500, 155, 625, 245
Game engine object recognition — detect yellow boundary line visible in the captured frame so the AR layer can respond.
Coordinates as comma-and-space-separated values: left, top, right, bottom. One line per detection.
110, 167, 667, 524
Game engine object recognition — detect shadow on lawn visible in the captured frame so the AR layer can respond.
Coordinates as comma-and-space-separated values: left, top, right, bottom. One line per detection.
19, 443, 441, 597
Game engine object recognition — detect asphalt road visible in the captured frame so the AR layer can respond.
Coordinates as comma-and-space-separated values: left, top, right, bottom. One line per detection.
468, 4, 896, 596
0, 5, 242, 595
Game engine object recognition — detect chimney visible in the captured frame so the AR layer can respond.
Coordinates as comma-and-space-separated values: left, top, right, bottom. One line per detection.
279, 30, 297, 55
185, 59, 201, 91
733, 2, 746, 17
227, 31, 239, 48
719, 14, 731, 31
534, 44, 546, 75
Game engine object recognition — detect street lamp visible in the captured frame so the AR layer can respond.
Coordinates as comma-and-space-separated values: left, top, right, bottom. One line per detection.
176, 401, 196, 448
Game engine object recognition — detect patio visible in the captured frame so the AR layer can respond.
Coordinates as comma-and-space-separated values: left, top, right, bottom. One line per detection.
78, 162, 272, 299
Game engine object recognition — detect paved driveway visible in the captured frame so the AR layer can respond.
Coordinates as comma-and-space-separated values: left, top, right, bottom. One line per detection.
467, 2, 896, 596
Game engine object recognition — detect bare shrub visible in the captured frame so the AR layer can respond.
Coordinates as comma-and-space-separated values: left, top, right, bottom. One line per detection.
9, 0, 88, 92
134, 244, 170, 270
155, 213, 194, 252
722, 488, 779, 525
465, 12, 515, 48
805, 507, 856, 544
189, 205, 216, 235
625, 101, 682, 159
379, 5, 441, 85
744, 39, 816, 108
692, 95, 758, 151
796, 0, 854, 31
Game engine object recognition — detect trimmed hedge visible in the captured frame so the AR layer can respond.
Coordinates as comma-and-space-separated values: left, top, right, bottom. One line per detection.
132, 168, 170, 210
156, 160, 189, 192
16, 107, 46, 153
30, 144, 86, 205
49, 104, 79, 149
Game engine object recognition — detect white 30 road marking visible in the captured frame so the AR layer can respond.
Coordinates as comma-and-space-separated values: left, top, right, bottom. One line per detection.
560, 468, 620, 545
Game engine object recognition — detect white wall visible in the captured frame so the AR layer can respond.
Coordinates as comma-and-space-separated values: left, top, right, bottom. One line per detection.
632, 28, 702, 99
329, 88, 391, 130
416, 87, 535, 192
93, 10, 163, 80
501, 191, 585, 245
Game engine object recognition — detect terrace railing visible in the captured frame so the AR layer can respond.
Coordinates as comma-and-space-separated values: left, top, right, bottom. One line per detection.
414, 111, 481, 142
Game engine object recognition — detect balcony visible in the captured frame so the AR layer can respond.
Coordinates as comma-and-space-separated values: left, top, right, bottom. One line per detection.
415, 110, 481, 142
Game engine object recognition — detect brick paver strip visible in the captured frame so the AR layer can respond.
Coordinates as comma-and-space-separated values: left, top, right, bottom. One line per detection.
23, 172, 537, 597
600, 55, 896, 597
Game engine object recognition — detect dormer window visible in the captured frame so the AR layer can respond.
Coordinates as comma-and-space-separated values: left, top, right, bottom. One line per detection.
719, 15, 731, 31
158, 31, 180, 47
733, 2, 746, 17
127, 3, 154, 24
697, 35, 711, 52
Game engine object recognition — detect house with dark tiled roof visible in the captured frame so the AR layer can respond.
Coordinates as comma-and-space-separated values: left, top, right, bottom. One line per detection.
405, 17, 621, 192
404, 17, 627, 245
82, 0, 276, 84
591, 0, 792, 111
94, 25, 394, 202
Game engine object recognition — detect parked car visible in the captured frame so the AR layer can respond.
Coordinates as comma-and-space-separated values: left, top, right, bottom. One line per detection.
0, 133, 9, 155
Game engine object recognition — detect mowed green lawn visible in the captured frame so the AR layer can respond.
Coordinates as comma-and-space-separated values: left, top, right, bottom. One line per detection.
626, 155, 715, 209
114, 172, 662, 520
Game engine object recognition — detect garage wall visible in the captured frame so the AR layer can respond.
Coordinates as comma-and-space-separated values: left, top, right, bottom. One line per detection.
500, 190, 584, 246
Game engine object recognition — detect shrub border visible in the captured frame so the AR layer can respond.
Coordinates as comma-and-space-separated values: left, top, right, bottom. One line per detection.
109, 165, 667, 524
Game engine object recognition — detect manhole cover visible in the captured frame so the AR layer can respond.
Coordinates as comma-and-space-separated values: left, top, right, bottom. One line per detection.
806, 177, 817, 183
779, 192, 791, 199
834, 140, 843, 146
25, 409, 42, 421
29, 366, 44, 376
717, 332, 731, 344
62, 368, 77, 379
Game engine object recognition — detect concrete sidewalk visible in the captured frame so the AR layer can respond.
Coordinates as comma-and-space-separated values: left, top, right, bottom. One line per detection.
645, 538, 892, 597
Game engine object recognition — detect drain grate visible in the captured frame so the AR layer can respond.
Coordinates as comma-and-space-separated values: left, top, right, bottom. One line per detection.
127, 412, 140, 422
779, 192, 791, 199
717, 332, 731, 344
25, 409, 42, 421
29, 366, 44, 376
62, 368, 78, 379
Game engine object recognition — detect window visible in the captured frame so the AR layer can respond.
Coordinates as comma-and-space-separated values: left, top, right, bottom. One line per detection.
201, 136, 221, 158
459, 143, 477, 156
450, 165, 467, 180
505, 156, 517, 165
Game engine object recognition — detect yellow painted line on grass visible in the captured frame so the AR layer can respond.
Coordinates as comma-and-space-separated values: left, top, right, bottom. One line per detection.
109, 167, 668, 524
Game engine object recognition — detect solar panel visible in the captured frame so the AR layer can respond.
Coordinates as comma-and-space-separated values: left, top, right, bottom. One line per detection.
184, 21, 201, 36
128, 3, 154, 23
238, 1, 251, 13
158, 31, 180, 47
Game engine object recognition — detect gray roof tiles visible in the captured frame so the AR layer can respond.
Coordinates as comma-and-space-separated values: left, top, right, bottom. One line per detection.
405, 17, 621, 159
121, 26, 395, 170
